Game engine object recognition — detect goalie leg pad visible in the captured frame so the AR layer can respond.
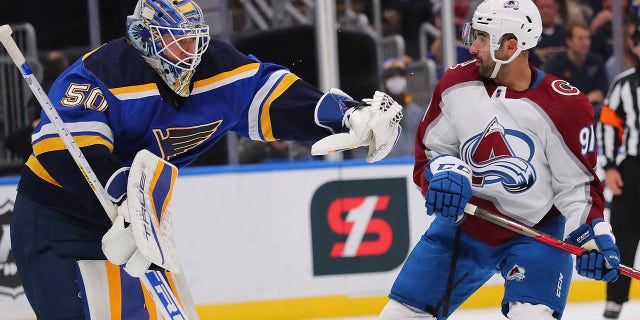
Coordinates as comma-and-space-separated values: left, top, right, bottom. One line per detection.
77, 260, 193, 319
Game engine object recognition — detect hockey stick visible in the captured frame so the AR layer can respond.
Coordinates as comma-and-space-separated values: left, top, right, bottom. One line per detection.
0, 24, 194, 319
464, 203, 640, 280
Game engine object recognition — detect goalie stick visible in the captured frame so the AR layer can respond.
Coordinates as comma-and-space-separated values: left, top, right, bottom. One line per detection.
464, 203, 640, 280
0, 24, 194, 320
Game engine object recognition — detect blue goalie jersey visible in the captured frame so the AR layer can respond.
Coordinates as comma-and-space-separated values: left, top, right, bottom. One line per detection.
18, 37, 332, 225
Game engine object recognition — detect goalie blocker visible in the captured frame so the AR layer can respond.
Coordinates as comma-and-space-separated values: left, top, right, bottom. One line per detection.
102, 149, 180, 276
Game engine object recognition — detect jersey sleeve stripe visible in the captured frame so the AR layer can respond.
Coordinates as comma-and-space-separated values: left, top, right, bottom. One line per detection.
25, 155, 61, 187
32, 135, 114, 156
599, 105, 625, 142
32, 121, 115, 144
247, 69, 288, 140
260, 72, 300, 141
110, 83, 160, 100
191, 63, 260, 94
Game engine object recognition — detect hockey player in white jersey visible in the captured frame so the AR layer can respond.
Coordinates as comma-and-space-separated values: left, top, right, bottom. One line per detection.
378, 0, 620, 319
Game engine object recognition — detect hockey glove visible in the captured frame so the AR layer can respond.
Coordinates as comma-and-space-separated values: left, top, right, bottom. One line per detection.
101, 149, 181, 277
565, 218, 620, 282
425, 155, 472, 225
312, 89, 403, 163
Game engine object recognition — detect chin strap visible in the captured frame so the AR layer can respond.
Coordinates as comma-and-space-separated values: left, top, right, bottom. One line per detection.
489, 47, 523, 79
489, 62, 502, 79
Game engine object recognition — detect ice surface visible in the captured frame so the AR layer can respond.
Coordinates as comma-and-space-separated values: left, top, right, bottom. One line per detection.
313, 299, 640, 320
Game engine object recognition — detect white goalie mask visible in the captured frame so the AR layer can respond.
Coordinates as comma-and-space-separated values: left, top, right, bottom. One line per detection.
461, 0, 542, 77
126, 0, 211, 97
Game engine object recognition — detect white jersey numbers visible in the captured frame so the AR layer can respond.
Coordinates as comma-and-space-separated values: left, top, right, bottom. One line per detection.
61, 83, 109, 112
579, 125, 596, 155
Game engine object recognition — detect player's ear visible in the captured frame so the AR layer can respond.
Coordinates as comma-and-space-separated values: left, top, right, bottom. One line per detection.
507, 38, 518, 53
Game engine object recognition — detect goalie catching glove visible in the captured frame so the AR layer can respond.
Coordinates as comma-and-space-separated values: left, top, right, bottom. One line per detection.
101, 149, 181, 277
312, 89, 403, 163
565, 218, 620, 282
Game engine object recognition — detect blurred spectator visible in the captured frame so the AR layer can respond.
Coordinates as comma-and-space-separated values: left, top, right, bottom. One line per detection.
588, 0, 632, 60
40, 51, 71, 93
398, 0, 435, 59
0, 1, 128, 52
363, 0, 401, 36
605, 21, 640, 82
428, 1, 474, 78
4, 50, 70, 167
565, 0, 589, 24
352, 57, 423, 159
238, 139, 312, 164
4, 118, 40, 165
543, 22, 609, 116
530, 0, 568, 67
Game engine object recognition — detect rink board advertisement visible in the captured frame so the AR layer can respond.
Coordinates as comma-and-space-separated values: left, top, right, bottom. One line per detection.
0, 159, 626, 319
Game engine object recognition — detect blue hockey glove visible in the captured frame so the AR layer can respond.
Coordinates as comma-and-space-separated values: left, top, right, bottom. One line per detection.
424, 155, 472, 225
566, 218, 620, 282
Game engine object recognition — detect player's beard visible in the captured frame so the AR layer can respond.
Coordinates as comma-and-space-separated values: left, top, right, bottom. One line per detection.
477, 57, 496, 78
477, 47, 508, 78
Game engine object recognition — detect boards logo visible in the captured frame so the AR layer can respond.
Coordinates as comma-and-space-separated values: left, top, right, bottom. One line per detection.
0, 199, 22, 298
311, 178, 409, 275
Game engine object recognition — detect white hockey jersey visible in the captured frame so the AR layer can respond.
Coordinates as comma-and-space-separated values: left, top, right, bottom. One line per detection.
414, 60, 605, 246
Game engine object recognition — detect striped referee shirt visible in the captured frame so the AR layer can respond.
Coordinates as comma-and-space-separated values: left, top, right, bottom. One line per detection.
597, 67, 640, 169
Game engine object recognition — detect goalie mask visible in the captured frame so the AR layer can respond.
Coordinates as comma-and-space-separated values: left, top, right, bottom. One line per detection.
461, 0, 542, 78
126, 0, 210, 97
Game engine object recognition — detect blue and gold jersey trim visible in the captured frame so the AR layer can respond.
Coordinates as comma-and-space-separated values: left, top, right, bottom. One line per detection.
25, 155, 61, 187
192, 63, 260, 94
248, 71, 300, 141
107, 63, 261, 101
110, 83, 160, 100
32, 122, 114, 156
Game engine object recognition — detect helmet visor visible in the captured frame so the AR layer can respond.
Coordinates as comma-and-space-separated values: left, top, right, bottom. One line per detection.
461, 22, 475, 46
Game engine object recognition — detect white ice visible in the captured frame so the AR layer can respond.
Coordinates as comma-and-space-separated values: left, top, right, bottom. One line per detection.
313, 299, 640, 320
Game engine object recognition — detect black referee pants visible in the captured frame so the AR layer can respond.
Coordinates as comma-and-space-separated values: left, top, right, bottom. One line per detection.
607, 157, 640, 303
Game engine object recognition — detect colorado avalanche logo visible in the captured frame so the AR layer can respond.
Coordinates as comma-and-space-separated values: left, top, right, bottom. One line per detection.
504, 0, 520, 10
551, 80, 581, 96
506, 264, 526, 283
461, 118, 536, 193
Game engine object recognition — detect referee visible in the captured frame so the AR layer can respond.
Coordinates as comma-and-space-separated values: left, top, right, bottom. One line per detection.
596, 26, 640, 320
